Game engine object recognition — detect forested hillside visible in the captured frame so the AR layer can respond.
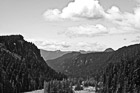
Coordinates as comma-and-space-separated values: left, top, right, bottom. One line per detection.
47, 44, 140, 78
0, 35, 66, 93
47, 51, 113, 77
100, 45, 140, 92
47, 52, 81, 73
46, 44, 140, 93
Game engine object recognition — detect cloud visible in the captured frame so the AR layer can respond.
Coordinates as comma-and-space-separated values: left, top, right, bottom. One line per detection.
137, 36, 140, 38
133, 7, 140, 28
27, 39, 106, 51
76, 42, 106, 51
131, 35, 140, 43
106, 6, 123, 21
136, 0, 140, 3
43, 9, 62, 21
123, 38, 127, 41
63, 23, 137, 37
43, 0, 140, 36
106, 6, 140, 30
131, 39, 140, 43
43, 0, 140, 24
64, 24, 109, 37
43, 0, 140, 30
27, 39, 71, 50
43, 0, 105, 21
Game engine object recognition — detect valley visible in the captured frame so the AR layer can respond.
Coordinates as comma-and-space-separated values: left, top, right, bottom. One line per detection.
0, 35, 140, 93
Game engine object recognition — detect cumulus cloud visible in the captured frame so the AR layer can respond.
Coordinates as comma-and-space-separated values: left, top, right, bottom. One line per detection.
43, 0, 140, 25
106, 6, 123, 21
43, 9, 62, 21
43, 0, 105, 21
106, 6, 140, 30
66, 4, 140, 37
43, 0, 140, 37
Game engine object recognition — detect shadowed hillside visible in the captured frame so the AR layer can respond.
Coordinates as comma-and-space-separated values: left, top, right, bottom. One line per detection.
0, 35, 66, 93
100, 44, 140, 93
47, 44, 140, 78
47, 52, 81, 72
47, 51, 113, 77
40, 49, 69, 61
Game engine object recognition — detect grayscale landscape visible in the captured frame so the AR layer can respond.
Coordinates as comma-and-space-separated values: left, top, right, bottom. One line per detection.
0, 0, 140, 93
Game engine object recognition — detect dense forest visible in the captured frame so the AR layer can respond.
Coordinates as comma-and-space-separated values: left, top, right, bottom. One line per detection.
100, 49, 140, 92
0, 35, 66, 93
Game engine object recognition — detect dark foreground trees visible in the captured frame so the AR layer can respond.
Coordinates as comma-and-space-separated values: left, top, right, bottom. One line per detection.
44, 79, 74, 93
99, 56, 140, 93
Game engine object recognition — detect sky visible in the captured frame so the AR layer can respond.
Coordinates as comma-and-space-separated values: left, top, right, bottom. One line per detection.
0, 0, 140, 51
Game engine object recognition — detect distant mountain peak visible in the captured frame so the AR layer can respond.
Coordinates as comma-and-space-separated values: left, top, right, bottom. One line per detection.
104, 48, 114, 52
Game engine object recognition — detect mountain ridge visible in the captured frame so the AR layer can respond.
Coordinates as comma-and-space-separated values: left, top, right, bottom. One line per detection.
40, 48, 110, 61
47, 43, 140, 78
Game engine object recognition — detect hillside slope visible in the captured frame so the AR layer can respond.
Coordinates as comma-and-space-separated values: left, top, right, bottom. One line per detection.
0, 35, 66, 93
47, 52, 81, 71
47, 51, 113, 77
40, 49, 69, 61
40, 49, 94, 61
101, 44, 140, 93
47, 44, 140, 78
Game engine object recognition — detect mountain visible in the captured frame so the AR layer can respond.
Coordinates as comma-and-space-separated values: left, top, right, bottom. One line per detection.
47, 51, 113, 78
40, 49, 94, 61
40, 49, 69, 61
0, 35, 66, 93
104, 48, 114, 52
100, 44, 140, 93
47, 44, 140, 78
47, 52, 81, 71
